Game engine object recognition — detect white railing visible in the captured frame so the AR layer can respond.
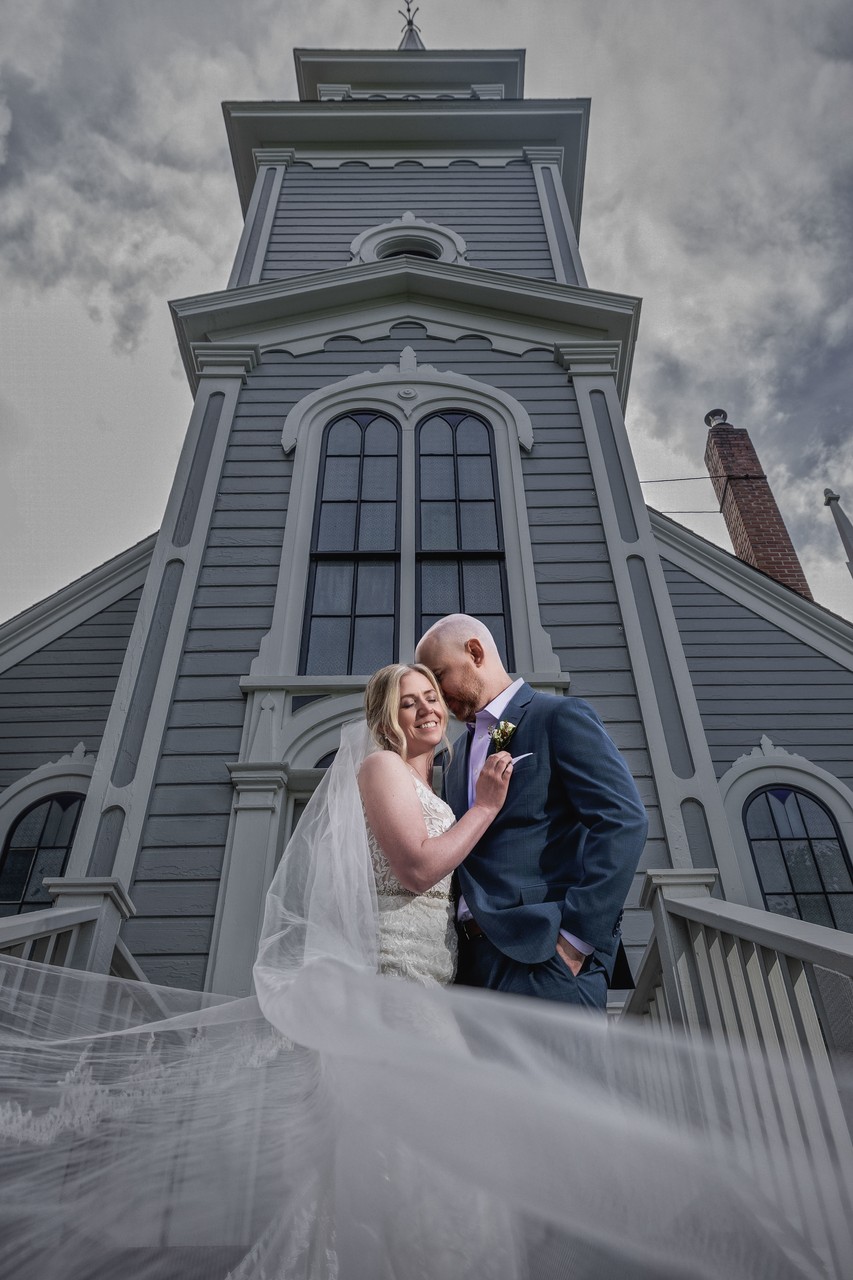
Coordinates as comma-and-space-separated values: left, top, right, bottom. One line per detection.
0, 876, 144, 980
624, 869, 853, 1278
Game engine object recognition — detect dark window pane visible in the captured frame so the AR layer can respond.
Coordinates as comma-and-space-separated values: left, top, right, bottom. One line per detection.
457, 456, 494, 500
421, 503, 458, 550
317, 503, 357, 552
313, 563, 354, 615
782, 841, 822, 892
765, 894, 799, 919
356, 563, 396, 615
478, 616, 508, 666
23, 848, 68, 903
461, 560, 502, 614
52, 798, 82, 847
361, 456, 397, 500
326, 418, 362, 454
358, 503, 397, 551
813, 841, 853, 892
420, 562, 460, 614
798, 895, 834, 928
364, 418, 398, 455
305, 617, 351, 675
798, 796, 837, 838
419, 418, 453, 454
323, 456, 360, 500
9, 805, 48, 848
351, 616, 395, 674
459, 502, 498, 549
0, 849, 34, 902
828, 895, 853, 932
752, 841, 791, 894
768, 791, 806, 839
420, 456, 455, 501
455, 417, 490, 454
745, 793, 775, 838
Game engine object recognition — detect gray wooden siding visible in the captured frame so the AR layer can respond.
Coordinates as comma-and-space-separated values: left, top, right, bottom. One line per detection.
261, 161, 555, 281
662, 558, 853, 788
129, 327, 659, 986
0, 589, 143, 793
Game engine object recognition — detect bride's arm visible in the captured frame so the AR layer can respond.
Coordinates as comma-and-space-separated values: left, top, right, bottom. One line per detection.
358, 752, 512, 894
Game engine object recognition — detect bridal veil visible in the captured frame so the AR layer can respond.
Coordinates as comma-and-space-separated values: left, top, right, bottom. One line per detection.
0, 722, 849, 1279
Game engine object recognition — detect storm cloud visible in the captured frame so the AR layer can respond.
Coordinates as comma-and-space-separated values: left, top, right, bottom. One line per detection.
0, 0, 851, 618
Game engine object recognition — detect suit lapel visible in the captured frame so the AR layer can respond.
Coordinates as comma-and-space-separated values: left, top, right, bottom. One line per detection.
444, 728, 471, 818
487, 683, 536, 756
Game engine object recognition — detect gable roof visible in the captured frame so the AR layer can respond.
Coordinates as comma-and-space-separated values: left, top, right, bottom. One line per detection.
650, 508, 853, 672
0, 534, 156, 676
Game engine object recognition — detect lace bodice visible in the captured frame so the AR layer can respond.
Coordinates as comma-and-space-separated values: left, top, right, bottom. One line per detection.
365, 768, 458, 985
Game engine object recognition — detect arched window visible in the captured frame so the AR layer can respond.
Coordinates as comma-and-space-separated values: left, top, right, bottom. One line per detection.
0, 793, 84, 917
744, 786, 853, 932
299, 411, 401, 675
417, 410, 513, 666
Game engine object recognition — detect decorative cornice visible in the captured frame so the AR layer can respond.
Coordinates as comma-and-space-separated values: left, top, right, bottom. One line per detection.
555, 341, 622, 377
252, 147, 296, 169
524, 146, 564, 168
0, 534, 156, 676
171, 260, 641, 403
191, 344, 260, 381
650, 508, 853, 669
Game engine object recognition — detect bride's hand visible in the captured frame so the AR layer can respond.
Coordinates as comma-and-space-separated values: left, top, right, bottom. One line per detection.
474, 752, 514, 816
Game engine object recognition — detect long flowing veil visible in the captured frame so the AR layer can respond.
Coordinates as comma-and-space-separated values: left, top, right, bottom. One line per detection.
0, 721, 850, 1279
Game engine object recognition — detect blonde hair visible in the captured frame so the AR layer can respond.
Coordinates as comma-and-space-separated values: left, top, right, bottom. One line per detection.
364, 663, 452, 762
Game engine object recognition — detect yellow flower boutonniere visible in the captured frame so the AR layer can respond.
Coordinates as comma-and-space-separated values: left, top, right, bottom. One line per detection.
489, 721, 517, 751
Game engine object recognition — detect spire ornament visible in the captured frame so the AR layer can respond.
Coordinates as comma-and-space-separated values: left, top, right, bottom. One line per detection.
398, 1, 426, 50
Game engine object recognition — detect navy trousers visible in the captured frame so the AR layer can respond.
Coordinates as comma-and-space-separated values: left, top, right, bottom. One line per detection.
455, 931, 608, 1010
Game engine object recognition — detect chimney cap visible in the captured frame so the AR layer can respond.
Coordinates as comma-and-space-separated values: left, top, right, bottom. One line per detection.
704, 408, 729, 429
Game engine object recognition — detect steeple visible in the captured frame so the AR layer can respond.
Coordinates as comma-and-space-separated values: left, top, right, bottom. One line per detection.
824, 488, 853, 585
398, 2, 426, 50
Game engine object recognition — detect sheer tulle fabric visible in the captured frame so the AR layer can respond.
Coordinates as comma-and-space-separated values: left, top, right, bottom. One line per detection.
0, 724, 846, 1279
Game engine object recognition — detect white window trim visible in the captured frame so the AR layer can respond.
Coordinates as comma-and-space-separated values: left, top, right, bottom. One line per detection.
349, 212, 468, 266
248, 345, 559, 682
718, 735, 853, 911
0, 744, 94, 864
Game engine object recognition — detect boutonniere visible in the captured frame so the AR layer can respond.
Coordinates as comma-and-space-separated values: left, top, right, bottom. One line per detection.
489, 721, 516, 751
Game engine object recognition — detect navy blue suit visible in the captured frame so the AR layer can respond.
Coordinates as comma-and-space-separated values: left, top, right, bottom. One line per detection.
444, 685, 648, 1003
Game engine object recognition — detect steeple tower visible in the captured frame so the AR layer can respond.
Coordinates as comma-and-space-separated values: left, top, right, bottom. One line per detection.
398, 2, 426, 50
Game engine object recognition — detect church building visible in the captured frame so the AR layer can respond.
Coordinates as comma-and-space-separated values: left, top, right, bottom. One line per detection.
2, 15, 853, 1014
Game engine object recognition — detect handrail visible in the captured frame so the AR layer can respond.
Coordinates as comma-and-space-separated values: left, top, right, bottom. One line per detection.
0, 904, 100, 949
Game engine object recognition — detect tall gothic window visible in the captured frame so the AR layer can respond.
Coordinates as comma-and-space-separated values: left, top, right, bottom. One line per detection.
300, 412, 401, 675
744, 787, 853, 932
416, 411, 513, 667
0, 794, 84, 917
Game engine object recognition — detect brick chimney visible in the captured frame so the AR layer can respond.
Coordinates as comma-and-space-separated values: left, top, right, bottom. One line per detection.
703, 409, 813, 600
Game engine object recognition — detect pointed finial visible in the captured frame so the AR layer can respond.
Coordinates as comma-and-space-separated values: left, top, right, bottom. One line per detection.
398, 1, 426, 50
823, 486, 853, 583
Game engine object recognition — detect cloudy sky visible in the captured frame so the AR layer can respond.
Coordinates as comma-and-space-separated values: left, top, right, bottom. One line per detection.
1, 0, 851, 625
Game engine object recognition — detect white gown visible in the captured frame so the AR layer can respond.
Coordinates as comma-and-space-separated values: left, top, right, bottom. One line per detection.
366, 770, 457, 987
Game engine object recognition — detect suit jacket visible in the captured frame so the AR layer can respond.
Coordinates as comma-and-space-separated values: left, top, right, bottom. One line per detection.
444, 685, 648, 985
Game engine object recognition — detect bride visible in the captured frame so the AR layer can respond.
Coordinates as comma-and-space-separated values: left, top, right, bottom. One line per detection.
0, 664, 844, 1280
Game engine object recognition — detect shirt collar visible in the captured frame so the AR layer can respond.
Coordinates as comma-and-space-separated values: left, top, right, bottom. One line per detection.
475, 677, 524, 727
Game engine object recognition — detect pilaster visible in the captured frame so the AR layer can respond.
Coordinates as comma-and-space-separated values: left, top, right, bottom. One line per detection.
557, 344, 748, 903
228, 151, 294, 289
525, 147, 587, 287
66, 347, 259, 911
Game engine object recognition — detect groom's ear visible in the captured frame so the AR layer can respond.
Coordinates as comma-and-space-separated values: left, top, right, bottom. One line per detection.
466, 638, 485, 667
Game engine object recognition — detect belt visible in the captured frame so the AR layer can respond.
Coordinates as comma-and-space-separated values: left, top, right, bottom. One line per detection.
459, 918, 485, 942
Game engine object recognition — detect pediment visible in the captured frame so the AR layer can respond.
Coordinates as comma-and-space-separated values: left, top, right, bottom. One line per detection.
171, 258, 640, 405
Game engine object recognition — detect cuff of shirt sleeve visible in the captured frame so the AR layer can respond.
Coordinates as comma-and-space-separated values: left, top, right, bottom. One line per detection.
559, 929, 593, 955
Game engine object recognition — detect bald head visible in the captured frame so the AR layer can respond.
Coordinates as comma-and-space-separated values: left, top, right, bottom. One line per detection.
415, 614, 511, 722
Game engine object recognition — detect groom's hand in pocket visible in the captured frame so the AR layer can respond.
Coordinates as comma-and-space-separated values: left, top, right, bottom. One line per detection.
555, 935, 586, 977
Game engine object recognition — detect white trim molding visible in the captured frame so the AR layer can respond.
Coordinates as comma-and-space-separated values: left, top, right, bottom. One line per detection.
0, 744, 94, 856
349, 211, 468, 267
261, 345, 556, 679
718, 736, 853, 911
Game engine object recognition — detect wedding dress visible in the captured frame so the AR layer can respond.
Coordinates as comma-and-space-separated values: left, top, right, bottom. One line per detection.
0, 723, 848, 1280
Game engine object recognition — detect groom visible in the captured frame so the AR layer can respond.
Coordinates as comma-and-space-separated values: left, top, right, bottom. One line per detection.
416, 614, 648, 1010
